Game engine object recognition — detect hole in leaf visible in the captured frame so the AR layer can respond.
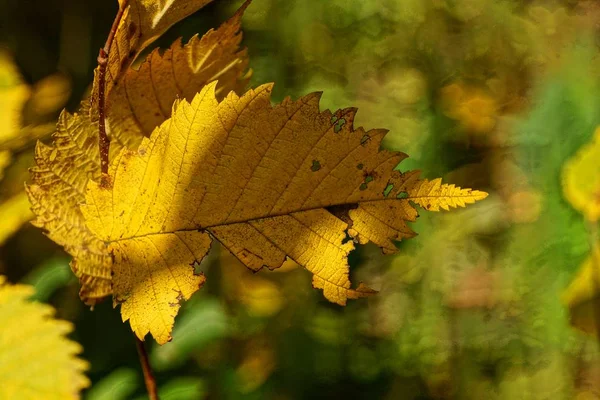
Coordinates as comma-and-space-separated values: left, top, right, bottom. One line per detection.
357, 163, 364, 170
359, 183, 368, 191
334, 118, 346, 133
361, 134, 370, 146
383, 184, 394, 197
311, 160, 321, 172
397, 191, 408, 199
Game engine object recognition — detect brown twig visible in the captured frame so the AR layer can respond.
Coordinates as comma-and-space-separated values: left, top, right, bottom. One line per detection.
134, 335, 160, 400
97, 0, 128, 177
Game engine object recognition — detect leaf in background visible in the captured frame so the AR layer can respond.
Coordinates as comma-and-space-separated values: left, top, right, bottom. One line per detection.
151, 297, 229, 370
562, 244, 600, 336
107, 2, 251, 147
235, 337, 276, 393
0, 276, 89, 399
79, 82, 486, 343
132, 377, 206, 400
0, 51, 70, 151
0, 51, 71, 243
562, 127, 600, 222
24, 73, 72, 121
0, 50, 30, 147
86, 368, 139, 400
439, 82, 498, 135
22, 258, 73, 302
0, 193, 33, 246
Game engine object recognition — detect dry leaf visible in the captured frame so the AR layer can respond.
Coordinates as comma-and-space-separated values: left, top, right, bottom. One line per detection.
117, 0, 216, 63
107, 2, 251, 147
92, 0, 226, 121
0, 276, 89, 399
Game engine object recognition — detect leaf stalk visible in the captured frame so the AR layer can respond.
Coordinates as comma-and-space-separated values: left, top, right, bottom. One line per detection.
134, 335, 160, 400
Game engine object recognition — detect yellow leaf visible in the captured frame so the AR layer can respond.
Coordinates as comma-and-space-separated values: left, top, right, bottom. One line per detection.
0, 50, 31, 146
403, 176, 489, 211
27, 107, 114, 304
562, 245, 600, 311
26, 73, 72, 118
440, 82, 498, 134
562, 127, 600, 222
0, 276, 89, 399
0, 151, 11, 180
77, 83, 486, 343
0, 53, 71, 243
0, 193, 34, 245
107, 2, 251, 147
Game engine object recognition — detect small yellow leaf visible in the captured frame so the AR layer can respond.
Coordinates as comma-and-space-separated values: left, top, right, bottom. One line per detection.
405, 176, 489, 211
562, 127, 600, 222
0, 276, 89, 399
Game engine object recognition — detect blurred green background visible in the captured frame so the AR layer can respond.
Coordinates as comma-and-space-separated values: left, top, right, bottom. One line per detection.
1, 0, 600, 399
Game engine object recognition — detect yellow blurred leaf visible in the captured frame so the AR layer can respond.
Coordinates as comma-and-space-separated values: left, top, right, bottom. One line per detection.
0, 53, 71, 243
26, 73, 72, 118
221, 247, 285, 317
562, 245, 600, 313
0, 151, 11, 180
0, 193, 34, 245
236, 338, 276, 393
440, 82, 498, 134
562, 127, 600, 222
0, 51, 30, 146
0, 276, 89, 399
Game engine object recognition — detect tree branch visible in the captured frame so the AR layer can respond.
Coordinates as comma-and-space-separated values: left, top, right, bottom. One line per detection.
97, 0, 128, 178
